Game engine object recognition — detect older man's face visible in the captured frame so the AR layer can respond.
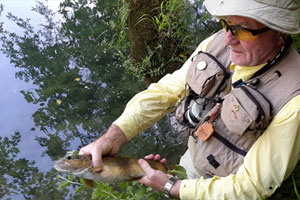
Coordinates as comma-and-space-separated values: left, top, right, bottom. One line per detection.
224, 16, 283, 66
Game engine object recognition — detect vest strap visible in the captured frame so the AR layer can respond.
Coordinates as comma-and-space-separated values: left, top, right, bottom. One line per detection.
250, 36, 292, 79
213, 132, 247, 156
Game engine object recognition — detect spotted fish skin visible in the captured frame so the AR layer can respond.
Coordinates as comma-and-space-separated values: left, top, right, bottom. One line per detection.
54, 154, 171, 183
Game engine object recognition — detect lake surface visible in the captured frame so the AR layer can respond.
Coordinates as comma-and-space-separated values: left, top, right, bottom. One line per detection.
0, 1, 188, 199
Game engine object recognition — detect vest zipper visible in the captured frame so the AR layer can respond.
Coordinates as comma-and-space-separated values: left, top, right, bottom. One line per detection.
240, 86, 265, 123
213, 131, 247, 156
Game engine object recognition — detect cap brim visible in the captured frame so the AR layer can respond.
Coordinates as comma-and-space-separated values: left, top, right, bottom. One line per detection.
204, 0, 300, 34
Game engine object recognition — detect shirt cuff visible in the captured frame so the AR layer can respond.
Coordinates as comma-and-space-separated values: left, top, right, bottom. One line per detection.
113, 114, 139, 141
180, 179, 199, 199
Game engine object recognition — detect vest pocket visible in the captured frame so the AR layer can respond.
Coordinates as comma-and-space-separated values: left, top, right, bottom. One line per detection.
186, 51, 228, 98
221, 85, 271, 135
194, 137, 244, 177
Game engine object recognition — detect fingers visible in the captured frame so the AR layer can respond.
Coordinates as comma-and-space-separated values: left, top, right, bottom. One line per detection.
144, 154, 156, 160
77, 125, 126, 172
160, 158, 167, 164
154, 154, 161, 160
144, 154, 166, 164
79, 143, 103, 171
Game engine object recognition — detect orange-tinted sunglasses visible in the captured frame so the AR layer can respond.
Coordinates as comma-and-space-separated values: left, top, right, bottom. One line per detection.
220, 19, 270, 42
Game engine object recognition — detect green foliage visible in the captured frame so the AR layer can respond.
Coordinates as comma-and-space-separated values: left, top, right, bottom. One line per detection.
292, 14, 300, 50
292, 174, 300, 200
137, 0, 187, 37
124, 44, 168, 82
168, 165, 187, 180
116, 0, 219, 83
56, 174, 181, 200
267, 162, 300, 200
111, 0, 131, 56
292, 34, 300, 50
149, 0, 191, 43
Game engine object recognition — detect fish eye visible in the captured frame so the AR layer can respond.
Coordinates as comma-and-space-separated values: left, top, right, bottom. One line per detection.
66, 156, 72, 160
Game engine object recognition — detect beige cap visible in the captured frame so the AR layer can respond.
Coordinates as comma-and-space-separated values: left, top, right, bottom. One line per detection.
204, 0, 300, 34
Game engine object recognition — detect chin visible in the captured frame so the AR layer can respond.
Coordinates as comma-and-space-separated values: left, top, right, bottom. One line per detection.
230, 53, 249, 66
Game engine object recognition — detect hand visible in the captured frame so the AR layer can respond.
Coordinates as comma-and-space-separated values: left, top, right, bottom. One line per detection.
79, 124, 127, 171
138, 157, 181, 198
138, 158, 172, 192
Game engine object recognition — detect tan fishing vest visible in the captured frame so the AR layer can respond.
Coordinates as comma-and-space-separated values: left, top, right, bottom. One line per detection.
176, 30, 300, 177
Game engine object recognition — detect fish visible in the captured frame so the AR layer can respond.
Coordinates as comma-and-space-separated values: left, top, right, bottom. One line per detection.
54, 154, 174, 184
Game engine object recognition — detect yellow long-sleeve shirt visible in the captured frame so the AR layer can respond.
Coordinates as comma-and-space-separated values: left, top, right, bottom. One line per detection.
113, 33, 300, 199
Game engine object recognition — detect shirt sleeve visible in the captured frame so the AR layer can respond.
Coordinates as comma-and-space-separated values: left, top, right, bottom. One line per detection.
113, 35, 216, 140
180, 95, 300, 200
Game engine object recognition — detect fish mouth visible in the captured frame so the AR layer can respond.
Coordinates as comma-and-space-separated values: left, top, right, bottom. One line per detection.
53, 161, 87, 174
53, 161, 72, 173
53, 163, 67, 173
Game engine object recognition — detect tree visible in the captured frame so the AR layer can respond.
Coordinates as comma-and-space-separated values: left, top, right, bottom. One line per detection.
117, 0, 219, 84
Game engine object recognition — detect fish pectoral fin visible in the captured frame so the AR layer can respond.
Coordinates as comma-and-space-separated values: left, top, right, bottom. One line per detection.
129, 174, 145, 182
84, 179, 95, 189
90, 165, 103, 173
131, 177, 142, 182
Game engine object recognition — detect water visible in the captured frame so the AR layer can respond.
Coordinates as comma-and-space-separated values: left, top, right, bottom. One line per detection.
0, 1, 187, 199
0, 0, 46, 157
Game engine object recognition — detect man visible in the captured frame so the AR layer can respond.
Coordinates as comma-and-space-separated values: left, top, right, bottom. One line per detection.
80, 0, 300, 199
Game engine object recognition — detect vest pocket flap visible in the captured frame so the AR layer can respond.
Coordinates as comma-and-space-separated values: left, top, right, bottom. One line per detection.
221, 86, 271, 135
187, 52, 227, 98
221, 90, 254, 135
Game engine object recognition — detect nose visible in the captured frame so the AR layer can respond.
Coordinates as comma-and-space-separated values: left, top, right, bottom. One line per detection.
224, 30, 239, 46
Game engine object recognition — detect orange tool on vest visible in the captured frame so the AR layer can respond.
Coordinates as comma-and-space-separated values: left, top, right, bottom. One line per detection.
196, 104, 221, 141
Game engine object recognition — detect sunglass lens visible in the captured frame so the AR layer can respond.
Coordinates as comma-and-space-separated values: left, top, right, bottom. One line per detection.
220, 19, 259, 42
236, 29, 258, 42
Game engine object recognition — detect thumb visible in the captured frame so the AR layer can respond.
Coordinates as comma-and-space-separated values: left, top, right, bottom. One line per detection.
138, 159, 153, 174
92, 152, 103, 172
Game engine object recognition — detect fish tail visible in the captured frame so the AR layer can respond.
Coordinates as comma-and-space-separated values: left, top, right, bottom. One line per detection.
166, 164, 177, 171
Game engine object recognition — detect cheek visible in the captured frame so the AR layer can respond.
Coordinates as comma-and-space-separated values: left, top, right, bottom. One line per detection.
238, 44, 255, 59
249, 40, 272, 59
240, 42, 264, 61
229, 43, 258, 66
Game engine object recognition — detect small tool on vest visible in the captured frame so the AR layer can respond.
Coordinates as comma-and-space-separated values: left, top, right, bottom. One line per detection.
196, 103, 221, 141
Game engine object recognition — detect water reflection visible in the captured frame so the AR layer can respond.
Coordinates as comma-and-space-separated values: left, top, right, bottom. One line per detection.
0, 0, 187, 199
0, 132, 66, 199
1, 0, 142, 158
